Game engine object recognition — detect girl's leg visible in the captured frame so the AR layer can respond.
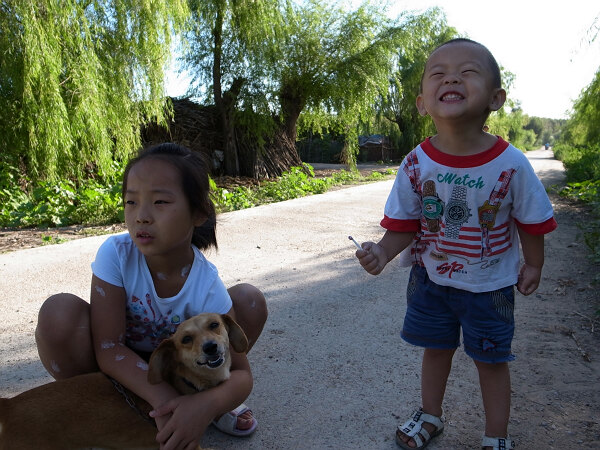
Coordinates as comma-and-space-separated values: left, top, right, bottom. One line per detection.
224, 283, 267, 432
397, 348, 455, 448
228, 283, 268, 352
35, 293, 98, 380
474, 360, 511, 442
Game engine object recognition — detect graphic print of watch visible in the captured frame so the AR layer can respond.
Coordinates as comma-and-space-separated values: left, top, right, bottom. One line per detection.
422, 180, 444, 232
444, 185, 472, 239
422, 182, 472, 237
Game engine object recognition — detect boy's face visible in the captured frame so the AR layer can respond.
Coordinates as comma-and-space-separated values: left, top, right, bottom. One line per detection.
416, 41, 505, 126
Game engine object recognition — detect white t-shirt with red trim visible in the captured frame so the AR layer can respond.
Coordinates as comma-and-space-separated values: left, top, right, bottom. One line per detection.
91, 233, 232, 352
383, 137, 557, 292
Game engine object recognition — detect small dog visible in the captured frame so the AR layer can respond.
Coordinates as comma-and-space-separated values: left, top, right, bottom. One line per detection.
0, 313, 248, 450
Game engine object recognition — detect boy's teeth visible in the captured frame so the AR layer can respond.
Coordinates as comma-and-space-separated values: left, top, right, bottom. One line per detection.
443, 93, 462, 101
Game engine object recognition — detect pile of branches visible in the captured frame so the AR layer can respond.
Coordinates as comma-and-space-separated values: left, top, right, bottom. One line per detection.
142, 97, 301, 179
142, 97, 222, 159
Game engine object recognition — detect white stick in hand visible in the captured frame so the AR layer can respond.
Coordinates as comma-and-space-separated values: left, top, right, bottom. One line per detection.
348, 235, 362, 250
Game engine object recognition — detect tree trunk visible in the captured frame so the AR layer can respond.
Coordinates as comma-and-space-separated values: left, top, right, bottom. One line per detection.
280, 83, 305, 143
221, 78, 244, 175
213, 6, 240, 176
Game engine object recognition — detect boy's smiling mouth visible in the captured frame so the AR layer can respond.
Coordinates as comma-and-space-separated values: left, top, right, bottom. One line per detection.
440, 92, 464, 102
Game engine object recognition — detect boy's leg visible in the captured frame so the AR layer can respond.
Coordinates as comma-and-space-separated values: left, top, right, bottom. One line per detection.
422, 347, 455, 416
228, 283, 268, 352
397, 347, 455, 448
474, 360, 511, 440
35, 293, 98, 379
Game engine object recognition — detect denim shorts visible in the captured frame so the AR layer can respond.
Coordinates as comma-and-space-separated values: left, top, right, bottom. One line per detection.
401, 265, 515, 363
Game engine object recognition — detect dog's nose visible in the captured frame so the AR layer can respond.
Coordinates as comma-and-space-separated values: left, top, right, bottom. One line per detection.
203, 341, 218, 355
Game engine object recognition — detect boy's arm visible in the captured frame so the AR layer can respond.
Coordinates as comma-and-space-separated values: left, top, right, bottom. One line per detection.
516, 227, 545, 295
356, 230, 416, 275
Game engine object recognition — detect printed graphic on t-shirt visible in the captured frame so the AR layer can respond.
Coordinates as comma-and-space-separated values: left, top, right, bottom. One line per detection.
126, 294, 181, 349
385, 140, 555, 291
402, 152, 518, 278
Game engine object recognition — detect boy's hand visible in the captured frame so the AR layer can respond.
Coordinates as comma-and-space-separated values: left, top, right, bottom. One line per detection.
356, 242, 388, 275
517, 263, 542, 296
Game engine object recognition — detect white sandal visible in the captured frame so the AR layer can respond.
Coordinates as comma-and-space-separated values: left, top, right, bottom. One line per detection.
212, 403, 257, 437
481, 435, 515, 449
396, 408, 444, 449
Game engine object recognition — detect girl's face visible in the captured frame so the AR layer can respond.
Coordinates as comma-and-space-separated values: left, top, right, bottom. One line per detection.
124, 158, 205, 259
416, 42, 505, 126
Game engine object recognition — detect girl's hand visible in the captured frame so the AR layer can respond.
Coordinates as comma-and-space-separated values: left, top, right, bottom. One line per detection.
150, 393, 213, 450
517, 263, 542, 296
356, 241, 388, 275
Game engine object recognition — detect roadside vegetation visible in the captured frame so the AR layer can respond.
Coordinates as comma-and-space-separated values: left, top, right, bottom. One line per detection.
553, 96, 600, 284
0, 163, 395, 228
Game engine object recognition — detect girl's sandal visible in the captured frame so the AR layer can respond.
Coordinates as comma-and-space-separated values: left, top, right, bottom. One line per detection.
481, 435, 515, 449
212, 403, 258, 437
395, 408, 444, 449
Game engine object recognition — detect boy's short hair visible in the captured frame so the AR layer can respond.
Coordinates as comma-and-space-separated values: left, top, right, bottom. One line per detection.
421, 38, 502, 91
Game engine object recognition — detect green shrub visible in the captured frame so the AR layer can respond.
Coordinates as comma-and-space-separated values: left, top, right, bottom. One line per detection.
554, 144, 600, 183
2, 163, 397, 226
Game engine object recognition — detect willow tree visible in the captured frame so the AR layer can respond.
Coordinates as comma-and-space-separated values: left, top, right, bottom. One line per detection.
183, 0, 283, 177
374, 8, 458, 153
0, 0, 188, 182
277, 0, 405, 166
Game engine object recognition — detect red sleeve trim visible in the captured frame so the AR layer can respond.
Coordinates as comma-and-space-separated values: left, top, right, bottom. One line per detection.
380, 215, 421, 232
515, 217, 557, 235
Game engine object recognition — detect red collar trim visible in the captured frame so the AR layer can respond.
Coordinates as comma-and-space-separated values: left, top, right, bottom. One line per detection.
421, 136, 510, 168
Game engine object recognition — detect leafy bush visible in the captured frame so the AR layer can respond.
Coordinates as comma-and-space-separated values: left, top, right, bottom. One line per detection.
0, 164, 29, 226
1, 162, 396, 227
555, 144, 600, 284
258, 165, 328, 201
71, 180, 124, 225
7, 181, 78, 227
553, 144, 600, 183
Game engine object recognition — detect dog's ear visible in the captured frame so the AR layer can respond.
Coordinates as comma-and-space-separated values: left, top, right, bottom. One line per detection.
222, 314, 249, 354
148, 338, 176, 384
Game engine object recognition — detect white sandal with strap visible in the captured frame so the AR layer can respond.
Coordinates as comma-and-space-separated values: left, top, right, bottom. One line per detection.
481, 435, 515, 449
396, 408, 444, 449
212, 403, 257, 437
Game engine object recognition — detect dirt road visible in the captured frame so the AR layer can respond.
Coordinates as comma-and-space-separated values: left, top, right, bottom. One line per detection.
0, 148, 598, 448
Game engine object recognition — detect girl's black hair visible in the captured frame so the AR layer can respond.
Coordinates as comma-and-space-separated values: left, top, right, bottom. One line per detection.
122, 143, 218, 250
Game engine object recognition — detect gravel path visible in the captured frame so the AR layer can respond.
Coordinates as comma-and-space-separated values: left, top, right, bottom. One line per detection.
1, 148, 598, 449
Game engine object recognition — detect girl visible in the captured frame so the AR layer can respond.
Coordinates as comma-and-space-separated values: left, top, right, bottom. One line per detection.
35, 143, 268, 449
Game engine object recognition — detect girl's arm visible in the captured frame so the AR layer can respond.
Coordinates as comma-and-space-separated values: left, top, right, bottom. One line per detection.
89, 275, 180, 433
150, 306, 253, 449
516, 228, 545, 296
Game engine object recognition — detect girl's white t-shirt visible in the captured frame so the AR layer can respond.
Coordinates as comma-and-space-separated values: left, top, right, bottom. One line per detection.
382, 137, 557, 293
91, 233, 232, 352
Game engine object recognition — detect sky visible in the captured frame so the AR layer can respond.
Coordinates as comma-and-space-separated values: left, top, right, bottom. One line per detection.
391, 0, 600, 119
167, 1, 600, 120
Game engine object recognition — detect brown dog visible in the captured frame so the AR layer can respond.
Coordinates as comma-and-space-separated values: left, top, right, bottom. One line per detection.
0, 313, 248, 450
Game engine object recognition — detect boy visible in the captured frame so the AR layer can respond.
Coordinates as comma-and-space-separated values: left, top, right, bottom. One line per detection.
355, 38, 557, 450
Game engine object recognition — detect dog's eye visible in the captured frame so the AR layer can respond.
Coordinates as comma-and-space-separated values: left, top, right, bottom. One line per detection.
209, 322, 219, 330
181, 335, 192, 344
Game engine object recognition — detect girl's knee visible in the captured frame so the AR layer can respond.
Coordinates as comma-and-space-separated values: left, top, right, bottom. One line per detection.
228, 284, 267, 351
36, 293, 89, 341
36, 293, 96, 378
229, 283, 268, 319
